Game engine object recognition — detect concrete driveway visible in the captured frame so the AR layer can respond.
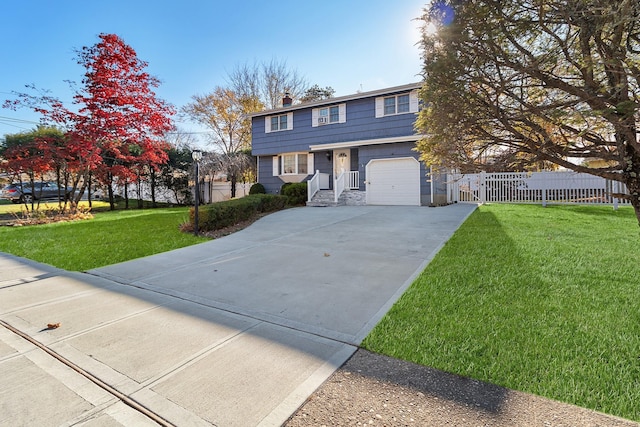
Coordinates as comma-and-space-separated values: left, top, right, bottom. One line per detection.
0, 204, 475, 426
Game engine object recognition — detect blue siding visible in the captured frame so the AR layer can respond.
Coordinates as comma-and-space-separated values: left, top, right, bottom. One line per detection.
252, 95, 417, 156
257, 156, 284, 194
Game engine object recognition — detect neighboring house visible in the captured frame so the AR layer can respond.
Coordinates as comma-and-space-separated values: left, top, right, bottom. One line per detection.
250, 82, 446, 206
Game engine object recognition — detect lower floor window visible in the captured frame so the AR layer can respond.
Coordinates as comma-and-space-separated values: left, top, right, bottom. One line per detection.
277, 152, 310, 175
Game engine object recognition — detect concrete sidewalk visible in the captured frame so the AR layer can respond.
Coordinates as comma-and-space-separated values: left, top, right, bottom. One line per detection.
0, 204, 476, 426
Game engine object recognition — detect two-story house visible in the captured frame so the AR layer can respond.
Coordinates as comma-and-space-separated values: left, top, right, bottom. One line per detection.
251, 82, 443, 206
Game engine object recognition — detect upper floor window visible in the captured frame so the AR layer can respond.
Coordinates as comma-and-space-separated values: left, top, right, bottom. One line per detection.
312, 103, 346, 127
272, 115, 287, 131
375, 90, 419, 118
384, 94, 410, 115
265, 112, 293, 133
320, 106, 340, 123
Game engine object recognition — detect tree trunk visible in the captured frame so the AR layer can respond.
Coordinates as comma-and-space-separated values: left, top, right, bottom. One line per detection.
631, 199, 640, 228
72, 169, 90, 209
625, 179, 640, 228
230, 174, 237, 198
124, 181, 129, 209
150, 168, 157, 208
107, 174, 115, 211
623, 140, 640, 227
87, 172, 93, 209
136, 176, 143, 209
55, 167, 64, 210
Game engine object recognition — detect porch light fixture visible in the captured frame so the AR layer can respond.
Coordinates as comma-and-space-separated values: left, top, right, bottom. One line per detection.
326, 151, 332, 161
192, 149, 203, 236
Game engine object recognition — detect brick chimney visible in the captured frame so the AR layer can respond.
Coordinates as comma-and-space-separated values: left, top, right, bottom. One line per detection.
282, 92, 292, 107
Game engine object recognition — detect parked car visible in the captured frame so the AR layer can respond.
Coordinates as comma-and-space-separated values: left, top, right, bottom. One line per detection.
0, 182, 73, 204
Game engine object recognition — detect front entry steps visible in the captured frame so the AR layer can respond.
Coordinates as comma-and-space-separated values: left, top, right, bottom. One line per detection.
307, 190, 366, 207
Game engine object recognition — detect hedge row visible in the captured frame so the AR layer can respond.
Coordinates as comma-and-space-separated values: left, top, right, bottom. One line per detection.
190, 194, 287, 232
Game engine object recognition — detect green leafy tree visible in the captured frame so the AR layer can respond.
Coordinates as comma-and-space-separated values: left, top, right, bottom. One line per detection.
300, 85, 335, 103
416, 0, 640, 225
182, 87, 261, 197
158, 143, 193, 204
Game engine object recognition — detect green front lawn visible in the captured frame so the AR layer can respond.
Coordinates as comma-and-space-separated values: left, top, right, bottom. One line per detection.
0, 206, 207, 271
363, 204, 640, 422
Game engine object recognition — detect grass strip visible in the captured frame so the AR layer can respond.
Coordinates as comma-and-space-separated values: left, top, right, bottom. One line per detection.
0, 207, 207, 271
363, 204, 640, 422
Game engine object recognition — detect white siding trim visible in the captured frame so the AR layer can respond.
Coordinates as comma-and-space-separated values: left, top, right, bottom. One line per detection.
265, 117, 272, 133
311, 109, 319, 127
286, 112, 293, 130
410, 90, 419, 113
307, 153, 314, 173
338, 103, 346, 123
309, 135, 419, 151
375, 97, 384, 118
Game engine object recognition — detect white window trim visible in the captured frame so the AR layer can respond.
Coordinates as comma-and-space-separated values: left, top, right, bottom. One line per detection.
312, 103, 346, 127
272, 152, 314, 176
375, 90, 419, 118
265, 112, 294, 133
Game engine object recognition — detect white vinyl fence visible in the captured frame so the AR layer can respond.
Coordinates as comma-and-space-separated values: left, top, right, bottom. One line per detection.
448, 171, 630, 208
114, 181, 255, 204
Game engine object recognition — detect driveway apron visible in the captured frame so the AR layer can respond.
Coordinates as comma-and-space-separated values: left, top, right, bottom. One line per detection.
0, 204, 476, 426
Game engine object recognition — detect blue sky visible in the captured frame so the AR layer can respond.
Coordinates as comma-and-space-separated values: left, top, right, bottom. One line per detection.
0, 0, 426, 142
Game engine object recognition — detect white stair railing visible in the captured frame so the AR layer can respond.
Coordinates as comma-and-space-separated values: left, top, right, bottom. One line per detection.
348, 171, 360, 189
308, 170, 321, 202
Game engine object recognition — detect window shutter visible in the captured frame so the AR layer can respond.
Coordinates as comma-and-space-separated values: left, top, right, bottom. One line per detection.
265, 117, 272, 133
311, 108, 319, 127
375, 97, 384, 118
410, 90, 419, 113
338, 104, 346, 123
307, 153, 314, 174
272, 156, 279, 176
287, 112, 294, 130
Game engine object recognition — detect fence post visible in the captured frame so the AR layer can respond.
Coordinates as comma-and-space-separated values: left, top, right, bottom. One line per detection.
479, 171, 486, 204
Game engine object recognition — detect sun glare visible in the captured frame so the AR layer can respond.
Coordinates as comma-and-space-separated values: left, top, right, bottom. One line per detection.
424, 21, 438, 36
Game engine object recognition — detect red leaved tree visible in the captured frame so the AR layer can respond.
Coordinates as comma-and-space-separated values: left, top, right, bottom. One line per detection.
72, 33, 174, 209
4, 33, 175, 210
0, 127, 66, 210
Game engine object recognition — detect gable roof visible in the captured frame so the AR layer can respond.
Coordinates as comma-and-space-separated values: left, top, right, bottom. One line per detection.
249, 82, 422, 118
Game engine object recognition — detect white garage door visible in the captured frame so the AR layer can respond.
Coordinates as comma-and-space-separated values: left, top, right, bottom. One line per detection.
366, 157, 421, 206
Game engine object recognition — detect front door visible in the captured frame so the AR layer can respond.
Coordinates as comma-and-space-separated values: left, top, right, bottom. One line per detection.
333, 149, 350, 178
